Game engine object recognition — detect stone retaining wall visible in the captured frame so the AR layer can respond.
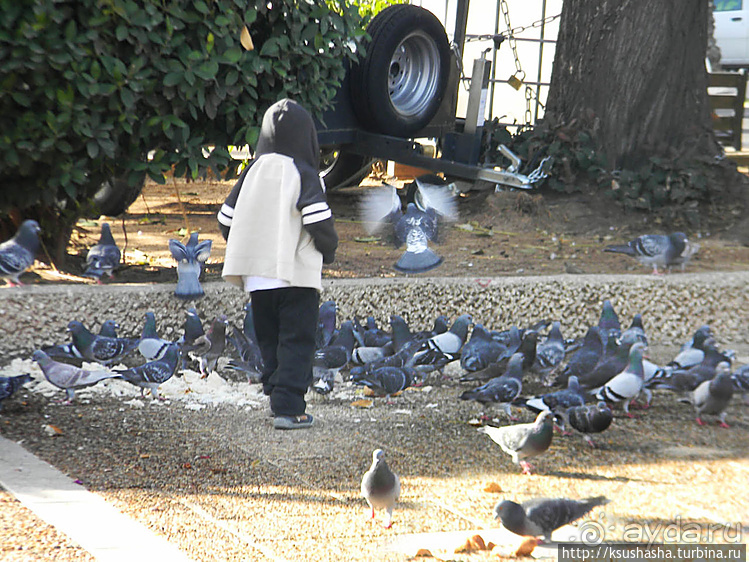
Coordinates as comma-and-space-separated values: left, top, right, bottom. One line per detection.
1, 272, 747, 361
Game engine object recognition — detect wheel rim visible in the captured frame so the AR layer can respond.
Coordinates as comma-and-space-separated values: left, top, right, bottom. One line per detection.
387, 30, 441, 119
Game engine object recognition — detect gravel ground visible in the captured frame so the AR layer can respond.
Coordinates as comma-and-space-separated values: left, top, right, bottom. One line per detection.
1, 276, 749, 561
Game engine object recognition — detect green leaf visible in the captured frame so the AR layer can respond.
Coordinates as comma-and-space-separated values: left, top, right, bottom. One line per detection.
223, 46, 243, 64
194, 0, 209, 15
194, 60, 219, 80
86, 140, 99, 158
164, 72, 182, 86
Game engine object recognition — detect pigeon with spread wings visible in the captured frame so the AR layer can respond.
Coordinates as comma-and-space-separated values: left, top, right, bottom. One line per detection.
360, 176, 458, 273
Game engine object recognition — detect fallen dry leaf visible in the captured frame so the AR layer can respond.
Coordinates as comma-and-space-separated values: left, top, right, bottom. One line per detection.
484, 481, 503, 493
43, 424, 63, 436
514, 537, 537, 557
351, 399, 373, 408
455, 534, 487, 553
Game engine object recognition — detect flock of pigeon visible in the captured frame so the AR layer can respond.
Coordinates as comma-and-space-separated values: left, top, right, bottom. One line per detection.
0, 188, 736, 543
0, 219, 211, 299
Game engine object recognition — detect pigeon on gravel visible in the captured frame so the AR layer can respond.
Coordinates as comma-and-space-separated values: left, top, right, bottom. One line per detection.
316, 300, 338, 349
313, 320, 357, 390
621, 314, 648, 347
604, 232, 697, 274
225, 324, 263, 384
651, 349, 733, 393
460, 324, 506, 373
177, 308, 205, 371
597, 300, 621, 348
521, 376, 586, 431
138, 311, 172, 361
460, 353, 525, 419
66, 320, 139, 365
361, 449, 400, 529
478, 409, 554, 474
360, 178, 457, 273
534, 321, 566, 374
554, 326, 603, 387
190, 315, 228, 377
732, 365, 749, 406
566, 402, 614, 447
357, 316, 392, 349
99, 320, 120, 338
169, 232, 212, 300
351, 365, 416, 397
595, 342, 648, 415
0, 374, 33, 410
415, 314, 472, 359
83, 222, 121, 282
687, 368, 735, 428
577, 332, 640, 391
31, 349, 121, 403
0, 219, 40, 286
494, 496, 610, 542
114, 343, 181, 400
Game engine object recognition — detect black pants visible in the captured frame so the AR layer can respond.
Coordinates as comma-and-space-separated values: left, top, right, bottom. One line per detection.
251, 287, 319, 416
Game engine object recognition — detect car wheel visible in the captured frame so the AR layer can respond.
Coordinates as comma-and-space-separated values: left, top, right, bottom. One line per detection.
93, 174, 146, 216
350, 5, 451, 137
319, 148, 373, 190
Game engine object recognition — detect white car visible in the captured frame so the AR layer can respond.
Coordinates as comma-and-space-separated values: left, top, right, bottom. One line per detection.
715, 0, 749, 68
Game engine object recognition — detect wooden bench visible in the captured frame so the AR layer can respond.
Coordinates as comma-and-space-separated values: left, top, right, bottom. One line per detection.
708, 70, 748, 151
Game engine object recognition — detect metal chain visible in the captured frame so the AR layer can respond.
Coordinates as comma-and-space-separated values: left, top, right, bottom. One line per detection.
527, 155, 554, 183
465, 13, 561, 44
499, 0, 524, 83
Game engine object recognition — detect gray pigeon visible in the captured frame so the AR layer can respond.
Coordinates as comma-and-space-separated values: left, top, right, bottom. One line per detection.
460, 353, 525, 420
32, 349, 121, 403
597, 299, 621, 348
225, 324, 263, 384
177, 308, 205, 371
553, 326, 603, 387
566, 401, 614, 447
595, 342, 649, 415
478, 409, 554, 474
0, 374, 33, 411
83, 222, 121, 282
361, 449, 400, 529
66, 320, 139, 365
138, 311, 172, 361
621, 313, 648, 347
604, 232, 698, 274
415, 314, 472, 358
351, 365, 416, 397
534, 321, 566, 374
114, 343, 181, 400
360, 178, 457, 273
689, 369, 734, 428
315, 300, 338, 349
99, 319, 120, 338
522, 376, 586, 431
189, 315, 228, 377
460, 324, 505, 372
313, 320, 357, 391
0, 219, 40, 286
494, 496, 610, 542
578, 332, 640, 391
733, 365, 749, 406
169, 232, 212, 300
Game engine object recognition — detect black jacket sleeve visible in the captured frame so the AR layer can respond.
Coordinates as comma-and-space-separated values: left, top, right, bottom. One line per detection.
216, 164, 252, 240
295, 162, 338, 264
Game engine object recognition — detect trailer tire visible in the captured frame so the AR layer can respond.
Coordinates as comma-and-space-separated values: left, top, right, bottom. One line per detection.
320, 149, 373, 190
350, 5, 450, 137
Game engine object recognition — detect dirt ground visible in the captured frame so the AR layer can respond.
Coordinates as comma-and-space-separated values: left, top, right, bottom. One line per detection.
23, 171, 749, 285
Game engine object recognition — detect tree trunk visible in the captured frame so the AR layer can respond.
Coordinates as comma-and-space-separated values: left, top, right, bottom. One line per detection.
545, 0, 721, 169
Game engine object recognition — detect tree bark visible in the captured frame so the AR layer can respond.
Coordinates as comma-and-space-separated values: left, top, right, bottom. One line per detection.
545, 0, 721, 169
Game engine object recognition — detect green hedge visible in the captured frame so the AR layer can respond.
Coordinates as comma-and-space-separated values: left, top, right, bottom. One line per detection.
0, 0, 366, 246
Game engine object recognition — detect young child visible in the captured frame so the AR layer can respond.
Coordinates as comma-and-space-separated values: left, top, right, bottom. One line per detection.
218, 99, 337, 429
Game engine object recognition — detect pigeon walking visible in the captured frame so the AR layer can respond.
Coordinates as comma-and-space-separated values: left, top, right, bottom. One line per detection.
168, 232, 212, 300
361, 449, 400, 529
689, 369, 735, 428
522, 376, 586, 432
554, 326, 603, 387
225, 324, 263, 383
566, 402, 614, 447
177, 308, 205, 371
478, 410, 554, 474
604, 232, 698, 274
494, 496, 610, 542
460, 353, 525, 420
114, 343, 181, 400
31, 350, 121, 403
351, 365, 416, 397
0, 374, 33, 411
0, 219, 40, 286
66, 320, 139, 365
137, 311, 172, 361
534, 321, 566, 374
83, 222, 121, 282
